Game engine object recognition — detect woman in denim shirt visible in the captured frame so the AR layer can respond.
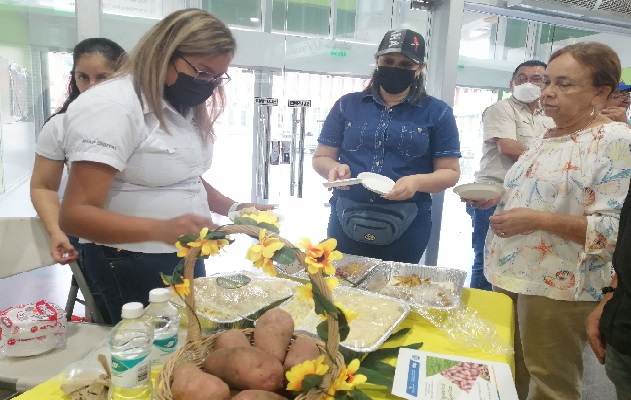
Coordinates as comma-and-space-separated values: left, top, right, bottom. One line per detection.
313, 29, 461, 263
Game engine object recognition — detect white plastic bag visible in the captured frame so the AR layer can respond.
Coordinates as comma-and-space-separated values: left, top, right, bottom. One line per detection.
0, 300, 67, 358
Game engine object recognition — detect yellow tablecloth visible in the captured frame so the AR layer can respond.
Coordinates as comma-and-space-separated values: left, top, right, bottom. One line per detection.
14, 288, 514, 400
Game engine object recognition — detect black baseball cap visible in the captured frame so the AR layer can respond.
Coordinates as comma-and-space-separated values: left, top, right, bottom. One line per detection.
376, 29, 425, 64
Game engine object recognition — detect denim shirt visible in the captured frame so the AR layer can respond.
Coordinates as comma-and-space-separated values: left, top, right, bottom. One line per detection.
318, 90, 461, 206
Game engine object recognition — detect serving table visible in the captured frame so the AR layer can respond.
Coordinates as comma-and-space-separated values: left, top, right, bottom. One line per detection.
10, 288, 514, 399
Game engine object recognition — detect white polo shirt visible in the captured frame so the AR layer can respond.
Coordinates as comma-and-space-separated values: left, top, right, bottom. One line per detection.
475, 96, 553, 184
36, 114, 66, 161
63, 75, 213, 253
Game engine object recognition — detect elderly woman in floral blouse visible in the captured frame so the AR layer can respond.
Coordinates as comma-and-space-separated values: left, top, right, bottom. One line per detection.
472, 43, 631, 400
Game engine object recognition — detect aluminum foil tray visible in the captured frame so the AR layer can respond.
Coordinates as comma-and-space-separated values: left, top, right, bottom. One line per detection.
275, 254, 384, 287
359, 263, 467, 310
279, 285, 410, 352
170, 271, 298, 333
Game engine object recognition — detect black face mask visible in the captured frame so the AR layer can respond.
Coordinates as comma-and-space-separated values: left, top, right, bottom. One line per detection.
164, 72, 216, 108
376, 66, 417, 94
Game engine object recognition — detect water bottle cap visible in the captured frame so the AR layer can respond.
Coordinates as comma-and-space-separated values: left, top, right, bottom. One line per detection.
149, 288, 171, 303
121, 302, 145, 319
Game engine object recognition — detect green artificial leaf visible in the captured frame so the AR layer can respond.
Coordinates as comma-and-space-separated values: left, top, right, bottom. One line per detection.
362, 360, 395, 378
385, 328, 411, 342
272, 247, 297, 265
177, 234, 198, 245
310, 276, 339, 316
257, 222, 280, 233
356, 367, 394, 389
160, 272, 173, 285
361, 342, 424, 367
204, 231, 231, 241
233, 216, 257, 226
316, 320, 328, 342
336, 307, 350, 342
300, 374, 324, 392
348, 389, 372, 400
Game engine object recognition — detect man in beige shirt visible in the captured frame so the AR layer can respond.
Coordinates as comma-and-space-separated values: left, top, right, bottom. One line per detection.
465, 60, 553, 291
601, 81, 631, 125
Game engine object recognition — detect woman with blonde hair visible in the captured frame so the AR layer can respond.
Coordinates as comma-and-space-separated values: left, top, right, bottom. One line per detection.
472, 42, 631, 399
59, 9, 272, 323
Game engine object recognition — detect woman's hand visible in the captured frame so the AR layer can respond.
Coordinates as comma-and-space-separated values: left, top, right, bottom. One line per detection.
238, 203, 277, 212
382, 176, 419, 201
587, 301, 607, 364
154, 214, 217, 245
489, 208, 539, 238
327, 163, 351, 190
463, 196, 501, 210
49, 231, 79, 264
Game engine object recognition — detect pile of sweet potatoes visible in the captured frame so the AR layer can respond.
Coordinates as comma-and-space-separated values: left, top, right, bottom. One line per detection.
171, 308, 321, 400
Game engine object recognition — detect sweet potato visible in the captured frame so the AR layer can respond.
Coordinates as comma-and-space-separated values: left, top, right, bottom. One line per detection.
215, 329, 251, 350
203, 346, 284, 391
282, 336, 321, 372
231, 390, 289, 400
172, 362, 230, 400
253, 308, 294, 362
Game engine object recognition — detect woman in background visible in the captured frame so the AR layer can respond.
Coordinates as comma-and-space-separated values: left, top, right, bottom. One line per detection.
312, 29, 460, 263
31, 37, 126, 264
478, 42, 631, 399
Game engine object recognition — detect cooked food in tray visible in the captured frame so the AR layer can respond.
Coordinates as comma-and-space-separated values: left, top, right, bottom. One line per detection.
361, 264, 466, 309
171, 271, 298, 322
280, 286, 409, 352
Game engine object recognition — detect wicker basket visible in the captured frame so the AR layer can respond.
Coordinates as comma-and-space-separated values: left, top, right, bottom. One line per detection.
155, 224, 345, 400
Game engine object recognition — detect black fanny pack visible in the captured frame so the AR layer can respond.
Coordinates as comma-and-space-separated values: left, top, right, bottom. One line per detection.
336, 196, 418, 245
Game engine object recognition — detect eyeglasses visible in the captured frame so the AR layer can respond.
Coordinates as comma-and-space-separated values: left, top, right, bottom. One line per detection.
611, 92, 631, 101
179, 56, 231, 86
513, 75, 543, 85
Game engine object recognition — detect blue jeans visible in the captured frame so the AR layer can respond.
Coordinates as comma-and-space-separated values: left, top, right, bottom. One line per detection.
606, 344, 631, 400
81, 244, 206, 324
328, 199, 432, 263
465, 203, 494, 291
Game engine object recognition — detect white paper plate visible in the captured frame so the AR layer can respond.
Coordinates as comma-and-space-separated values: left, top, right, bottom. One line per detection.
322, 178, 363, 188
453, 182, 504, 201
357, 172, 395, 195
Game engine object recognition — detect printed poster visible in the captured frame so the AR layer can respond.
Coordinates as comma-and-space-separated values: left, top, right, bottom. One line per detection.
392, 349, 518, 400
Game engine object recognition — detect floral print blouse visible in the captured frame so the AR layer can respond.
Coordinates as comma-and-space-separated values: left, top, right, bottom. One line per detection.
485, 122, 631, 301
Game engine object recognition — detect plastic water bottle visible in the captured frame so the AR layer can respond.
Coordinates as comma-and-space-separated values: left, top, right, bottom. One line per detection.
109, 302, 153, 400
144, 288, 180, 381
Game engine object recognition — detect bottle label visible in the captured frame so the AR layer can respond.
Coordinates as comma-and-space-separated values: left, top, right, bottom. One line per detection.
151, 333, 178, 365
111, 354, 150, 388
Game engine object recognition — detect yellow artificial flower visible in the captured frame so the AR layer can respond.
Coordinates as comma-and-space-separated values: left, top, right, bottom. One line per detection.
297, 238, 343, 276
245, 229, 285, 276
175, 241, 189, 258
326, 359, 367, 396
241, 210, 281, 229
296, 278, 340, 303
185, 227, 230, 257
162, 276, 190, 297
285, 355, 329, 391
296, 283, 315, 302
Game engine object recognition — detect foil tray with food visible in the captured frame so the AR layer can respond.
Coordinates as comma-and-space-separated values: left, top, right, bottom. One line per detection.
170, 271, 299, 333
278, 285, 410, 352
275, 253, 385, 287
359, 263, 467, 310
